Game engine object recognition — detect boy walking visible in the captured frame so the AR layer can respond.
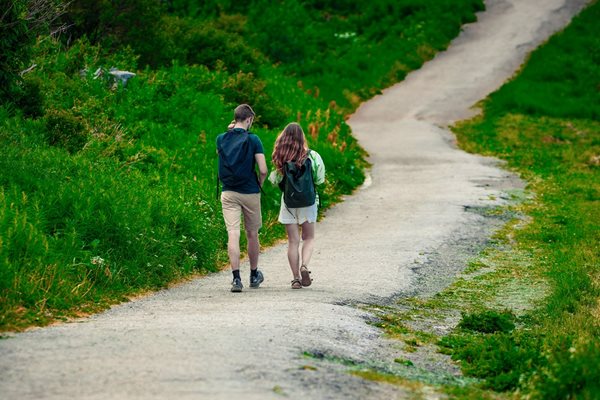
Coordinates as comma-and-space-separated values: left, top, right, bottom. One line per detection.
217, 104, 268, 292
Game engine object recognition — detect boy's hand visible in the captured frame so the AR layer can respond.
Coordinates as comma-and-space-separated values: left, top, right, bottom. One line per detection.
227, 120, 235, 129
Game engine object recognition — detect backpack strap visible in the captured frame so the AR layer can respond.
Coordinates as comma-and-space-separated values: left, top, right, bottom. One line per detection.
216, 170, 221, 201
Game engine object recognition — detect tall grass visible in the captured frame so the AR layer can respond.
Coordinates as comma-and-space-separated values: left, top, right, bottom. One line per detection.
452, 3, 600, 398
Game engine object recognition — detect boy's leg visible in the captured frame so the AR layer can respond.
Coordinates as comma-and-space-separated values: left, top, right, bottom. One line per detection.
246, 228, 259, 270
221, 192, 242, 272
240, 193, 262, 271
227, 229, 241, 271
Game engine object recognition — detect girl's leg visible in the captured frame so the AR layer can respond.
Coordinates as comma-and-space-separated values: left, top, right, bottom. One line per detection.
285, 224, 301, 279
300, 222, 315, 267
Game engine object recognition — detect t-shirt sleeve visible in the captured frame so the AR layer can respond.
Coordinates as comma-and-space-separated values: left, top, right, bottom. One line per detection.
251, 135, 264, 154
310, 150, 325, 185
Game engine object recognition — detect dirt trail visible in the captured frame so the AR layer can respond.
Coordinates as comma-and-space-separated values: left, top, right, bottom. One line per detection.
0, 1, 589, 399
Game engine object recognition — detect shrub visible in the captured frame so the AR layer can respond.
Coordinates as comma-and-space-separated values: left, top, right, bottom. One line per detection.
44, 110, 88, 153
248, 0, 320, 64
458, 309, 516, 334
222, 71, 290, 128
15, 77, 45, 118
63, 0, 165, 67
162, 16, 262, 73
0, 0, 66, 109
439, 331, 544, 392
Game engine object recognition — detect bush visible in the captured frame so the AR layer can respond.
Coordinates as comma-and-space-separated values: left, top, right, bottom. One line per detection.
439, 331, 544, 392
222, 71, 290, 128
248, 0, 320, 64
44, 110, 88, 153
458, 310, 516, 334
162, 16, 262, 73
15, 77, 45, 118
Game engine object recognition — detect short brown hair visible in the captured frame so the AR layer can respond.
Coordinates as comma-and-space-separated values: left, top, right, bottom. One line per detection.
234, 104, 255, 122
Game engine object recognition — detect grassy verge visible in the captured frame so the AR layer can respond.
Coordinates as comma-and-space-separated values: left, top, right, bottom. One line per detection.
352, 2, 599, 398
0, 1, 485, 331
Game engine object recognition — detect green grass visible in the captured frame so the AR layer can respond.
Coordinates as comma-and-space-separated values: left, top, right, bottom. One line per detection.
0, 1, 485, 331
449, 2, 600, 398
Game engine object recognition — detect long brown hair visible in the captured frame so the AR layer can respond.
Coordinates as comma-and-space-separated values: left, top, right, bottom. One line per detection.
272, 122, 308, 174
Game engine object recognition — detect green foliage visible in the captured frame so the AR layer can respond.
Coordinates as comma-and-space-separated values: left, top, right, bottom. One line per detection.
0, 1, 30, 103
394, 358, 414, 367
166, 16, 262, 74
452, 2, 600, 398
63, 0, 165, 66
59, 0, 485, 109
43, 109, 88, 152
15, 77, 44, 118
0, 37, 365, 331
247, 0, 485, 110
0, 0, 67, 108
439, 330, 543, 392
166, 0, 244, 19
529, 336, 600, 399
0, 0, 486, 331
458, 310, 515, 334
439, 310, 533, 391
249, 0, 318, 64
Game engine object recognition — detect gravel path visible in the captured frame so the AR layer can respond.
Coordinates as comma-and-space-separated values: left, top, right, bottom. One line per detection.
0, 1, 589, 399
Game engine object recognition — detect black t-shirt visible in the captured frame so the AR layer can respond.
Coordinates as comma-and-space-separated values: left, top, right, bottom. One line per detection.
216, 128, 264, 194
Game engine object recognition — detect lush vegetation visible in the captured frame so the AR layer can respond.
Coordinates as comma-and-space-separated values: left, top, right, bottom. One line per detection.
449, 2, 600, 398
0, 0, 484, 331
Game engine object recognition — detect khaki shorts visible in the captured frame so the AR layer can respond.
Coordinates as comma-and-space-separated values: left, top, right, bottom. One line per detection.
221, 191, 262, 232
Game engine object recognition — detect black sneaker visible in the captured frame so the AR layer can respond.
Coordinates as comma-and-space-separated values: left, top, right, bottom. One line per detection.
250, 270, 264, 288
231, 277, 243, 292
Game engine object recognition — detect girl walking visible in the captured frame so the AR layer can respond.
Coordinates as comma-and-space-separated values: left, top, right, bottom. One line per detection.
269, 123, 325, 289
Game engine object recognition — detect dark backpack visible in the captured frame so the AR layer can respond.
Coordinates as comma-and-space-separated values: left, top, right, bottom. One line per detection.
279, 157, 316, 208
217, 129, 253, 188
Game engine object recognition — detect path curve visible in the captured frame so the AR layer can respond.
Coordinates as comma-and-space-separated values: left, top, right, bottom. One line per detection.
0, 1, 589, 399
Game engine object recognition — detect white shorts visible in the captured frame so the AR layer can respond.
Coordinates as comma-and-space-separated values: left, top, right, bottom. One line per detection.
278, 195, 318, 225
